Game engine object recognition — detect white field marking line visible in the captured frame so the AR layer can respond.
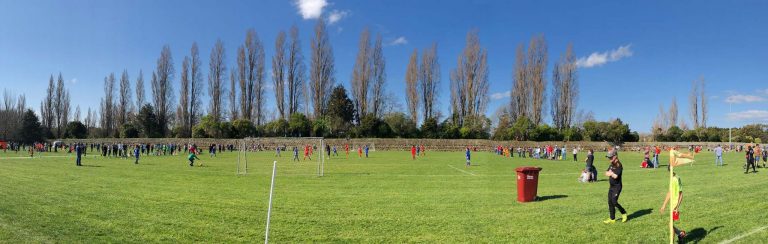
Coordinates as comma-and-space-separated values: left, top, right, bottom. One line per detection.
447, 164, 476, 176
719, 225, 768, 244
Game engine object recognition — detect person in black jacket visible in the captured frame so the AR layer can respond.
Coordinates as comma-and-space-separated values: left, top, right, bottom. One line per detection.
75, 144, 83, 166
745, 145, 757, 174
603, 156, 627, 224
585, 149, 597, 182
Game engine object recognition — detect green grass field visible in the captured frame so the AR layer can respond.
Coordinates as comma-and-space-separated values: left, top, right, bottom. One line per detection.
1, 148, 766, 243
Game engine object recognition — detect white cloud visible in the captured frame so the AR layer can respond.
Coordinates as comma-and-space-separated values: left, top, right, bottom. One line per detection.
69, 78, 77, 84
327, 10, 348, 25
387, 36, 408, 46
725, 94, 766, 104
293, 0, 327, 19
727, 110, 768, 122
491, 90, 511, 100
576, 44, 633, 68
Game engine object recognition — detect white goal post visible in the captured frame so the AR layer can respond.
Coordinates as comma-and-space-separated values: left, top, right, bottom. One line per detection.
236, 137, 325, 177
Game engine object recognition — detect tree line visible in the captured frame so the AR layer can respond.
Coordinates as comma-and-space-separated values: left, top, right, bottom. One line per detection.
9, 20, 751, 143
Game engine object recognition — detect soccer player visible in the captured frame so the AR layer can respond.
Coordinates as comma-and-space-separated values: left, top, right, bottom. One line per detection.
660, 171, 686, 243
188, 152, 200, 167
603, 156, 627, 224
465, 147, 471, 167
421, 145, 426, 157
326, 144, 331, 158
345, 144, 350, 157
416, 145, 420, 157
293, 146, 299, 162
357, 146, 363, 158
411, 145, 416, 160
364, 145, 369, 158
332, 146, 338, 157
134, 145, 140, 164
275, 146, 281, 157
303, 145, 312, 161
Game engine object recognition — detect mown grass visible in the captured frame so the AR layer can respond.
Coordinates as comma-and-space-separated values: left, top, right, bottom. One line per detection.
0, 148, 766, 243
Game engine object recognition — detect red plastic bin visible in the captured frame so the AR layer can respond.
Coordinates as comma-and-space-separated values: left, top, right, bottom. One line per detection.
515, 167, 542, 202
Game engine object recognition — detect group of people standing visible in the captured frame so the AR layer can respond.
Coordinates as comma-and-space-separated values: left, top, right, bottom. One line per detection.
1, 141, 23, 153
286, 144, 372, 162
744, 144, 767, 174
410, 145, 426, 160
492, 144, 579, 162
61, 141, 222, 167
710, 143, 766, 174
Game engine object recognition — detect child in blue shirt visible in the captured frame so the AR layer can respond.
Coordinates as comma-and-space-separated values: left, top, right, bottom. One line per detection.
465, 147, 471, 167
134, 145, 140, 164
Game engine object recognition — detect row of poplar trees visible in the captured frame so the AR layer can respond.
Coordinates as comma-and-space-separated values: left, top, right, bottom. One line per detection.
49, 20, 580, 139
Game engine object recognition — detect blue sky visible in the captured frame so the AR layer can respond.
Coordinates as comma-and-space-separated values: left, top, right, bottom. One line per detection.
1, 0, 767, 132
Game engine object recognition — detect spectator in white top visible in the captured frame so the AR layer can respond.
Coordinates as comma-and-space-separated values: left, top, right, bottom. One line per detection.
714, 145, 723, 166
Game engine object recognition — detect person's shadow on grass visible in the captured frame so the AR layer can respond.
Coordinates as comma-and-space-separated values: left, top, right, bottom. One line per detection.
685, 226, 722, 244
627, 208, 652, 221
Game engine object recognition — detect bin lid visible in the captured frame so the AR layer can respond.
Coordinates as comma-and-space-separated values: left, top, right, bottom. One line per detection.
515, 166, 542, 173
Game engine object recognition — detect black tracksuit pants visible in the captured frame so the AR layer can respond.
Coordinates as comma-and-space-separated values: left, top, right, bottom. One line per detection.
746, 158, 756, 173
608, 185, 626, 219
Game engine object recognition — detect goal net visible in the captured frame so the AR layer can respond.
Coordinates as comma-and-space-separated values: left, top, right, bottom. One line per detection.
236, 137, 325, 176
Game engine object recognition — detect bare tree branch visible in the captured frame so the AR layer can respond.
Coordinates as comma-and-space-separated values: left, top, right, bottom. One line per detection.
700, 77, 707, 128
419, 43, 440, 121
178, 56, 190, 137
351, 28, 372, 119
526, 35, 547, 125
370, 34, 387, 119
189, 43, 203, 129
287, 25, 306, 117
152, 45, 175, 137
405, 49, 420, 123
208, 40, 226, 123
449, 30, 488, 126
272, 31, 287, 120
135, 70, 145, 110
310, 19, 335, 118
118, 70, 132, 127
